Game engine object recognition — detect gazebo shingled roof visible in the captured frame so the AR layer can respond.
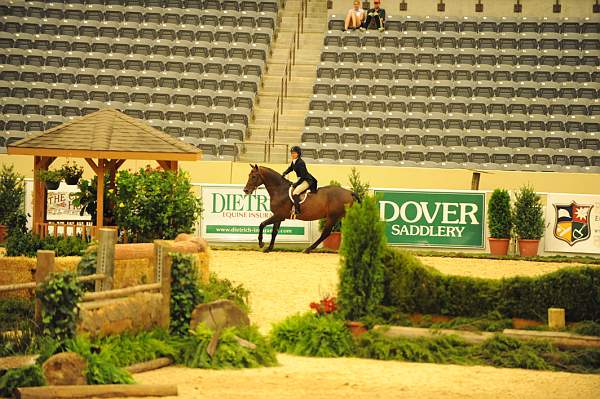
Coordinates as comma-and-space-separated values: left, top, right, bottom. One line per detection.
7, 108, 202, 232
8, 108, 201, 160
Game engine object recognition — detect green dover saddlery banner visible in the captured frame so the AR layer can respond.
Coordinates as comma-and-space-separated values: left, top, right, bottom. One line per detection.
200, 184, 311, 242
375, 190, 486, 248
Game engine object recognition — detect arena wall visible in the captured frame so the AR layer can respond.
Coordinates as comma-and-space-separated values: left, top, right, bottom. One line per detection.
2, 156, 599, 195
329, 0, 595, 18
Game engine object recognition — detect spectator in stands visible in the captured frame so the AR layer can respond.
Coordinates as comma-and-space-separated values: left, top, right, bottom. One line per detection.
344, 0, 365, 31
363, 0, 385, 31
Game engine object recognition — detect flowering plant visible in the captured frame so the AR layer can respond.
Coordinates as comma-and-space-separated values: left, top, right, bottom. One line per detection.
309, 295, 337, 315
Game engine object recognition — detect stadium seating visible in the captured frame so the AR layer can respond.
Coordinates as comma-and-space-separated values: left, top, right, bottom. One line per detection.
302, 14, 599, 172
0, 0, 281, 159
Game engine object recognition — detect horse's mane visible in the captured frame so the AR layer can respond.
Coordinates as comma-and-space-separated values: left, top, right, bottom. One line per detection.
258, 166, 291, 185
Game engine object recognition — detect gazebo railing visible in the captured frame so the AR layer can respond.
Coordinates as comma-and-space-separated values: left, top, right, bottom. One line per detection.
35, 221, 97, 240
35, 222, 131, 243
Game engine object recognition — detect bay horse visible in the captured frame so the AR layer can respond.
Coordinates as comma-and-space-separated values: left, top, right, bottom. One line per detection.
243, 164, 359, 253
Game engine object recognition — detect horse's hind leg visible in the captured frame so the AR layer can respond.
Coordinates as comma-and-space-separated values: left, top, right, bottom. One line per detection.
258, 215, 280, 248
265, 220, 282, 253
304, 218, 336, 254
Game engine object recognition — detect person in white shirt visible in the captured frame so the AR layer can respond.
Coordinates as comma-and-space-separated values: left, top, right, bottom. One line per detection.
344, 0, 365, 31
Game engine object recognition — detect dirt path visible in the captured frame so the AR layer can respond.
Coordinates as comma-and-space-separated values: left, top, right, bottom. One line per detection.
132, 250, 600, 399
134, 354, 600, 399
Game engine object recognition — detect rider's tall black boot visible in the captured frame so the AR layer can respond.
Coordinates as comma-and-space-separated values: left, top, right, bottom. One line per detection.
293, 195, 301, 215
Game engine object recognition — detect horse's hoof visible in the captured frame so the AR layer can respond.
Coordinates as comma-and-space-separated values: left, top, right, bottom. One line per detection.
263, 247, 272, 253
303, 248, 312, 254
258, 241, 264, 248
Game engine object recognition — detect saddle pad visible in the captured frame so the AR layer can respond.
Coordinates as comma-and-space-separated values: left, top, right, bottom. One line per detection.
288, 187, 309, 204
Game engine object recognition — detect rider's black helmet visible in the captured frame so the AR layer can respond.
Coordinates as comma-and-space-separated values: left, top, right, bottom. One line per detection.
290, 146, 302, 156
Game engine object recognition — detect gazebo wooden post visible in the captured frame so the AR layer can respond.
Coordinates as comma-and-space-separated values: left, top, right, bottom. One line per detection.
33, 156, 55, 236
96, 159, 105, 228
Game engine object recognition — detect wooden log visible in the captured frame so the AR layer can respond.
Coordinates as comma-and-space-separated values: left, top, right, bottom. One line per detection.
373, 325, 495, 345
82, 283, 161, 302
0, 281, 37, 293
124, 357, 173, 374
0, 355, 39, 371
15, 384, 178, 399
77, 273, 106, 283
114, 243, 155, 261
502, 329, 600, 349
34, 250, 55, 324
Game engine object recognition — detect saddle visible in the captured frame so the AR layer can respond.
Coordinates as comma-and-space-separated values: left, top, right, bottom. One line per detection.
288, 187, 309, 204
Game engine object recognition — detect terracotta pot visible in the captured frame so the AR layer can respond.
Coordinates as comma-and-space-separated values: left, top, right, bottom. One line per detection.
518, 239, 540, 257
45, 181, 60, 191
0, 224, 6, 243
64, 175, 80, 185
346, 321, 367, 336
322, 231, 342, 251
488, 238, 510, 256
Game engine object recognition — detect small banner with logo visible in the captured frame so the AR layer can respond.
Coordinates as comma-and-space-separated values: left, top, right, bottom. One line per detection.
375, 189, 486, 248
545, 193, 600, 254
200, 184, 311, 242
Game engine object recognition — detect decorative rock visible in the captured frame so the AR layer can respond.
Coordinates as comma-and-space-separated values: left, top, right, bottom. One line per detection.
42, 352, 87, 386
190, 300, 250, 332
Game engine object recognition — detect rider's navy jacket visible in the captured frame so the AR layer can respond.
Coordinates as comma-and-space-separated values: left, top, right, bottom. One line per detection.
283, 157, 318, 192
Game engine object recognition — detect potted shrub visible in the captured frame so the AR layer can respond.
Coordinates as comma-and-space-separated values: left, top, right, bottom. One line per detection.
513, 185, 545, 257
39, 169, 62, 191
320, 181, 342, 250
487, 189, 512, 256
60, 162, 84, 185
0, 164, 25, 242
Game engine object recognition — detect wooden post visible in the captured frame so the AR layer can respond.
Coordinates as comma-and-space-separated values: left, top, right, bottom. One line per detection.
471, 171, 481, 190
154, 241, 173, 330
32, 157, 55, 232
34, 250, 55, 324
96, 159, 105, 228
95, 228, 117, 292
548, 308, 566, 329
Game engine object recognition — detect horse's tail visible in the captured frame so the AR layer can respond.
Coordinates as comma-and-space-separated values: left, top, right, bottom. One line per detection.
351, 192, 361, 204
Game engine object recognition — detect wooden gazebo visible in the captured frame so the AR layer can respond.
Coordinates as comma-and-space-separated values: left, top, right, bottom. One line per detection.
7, 109, 202, 235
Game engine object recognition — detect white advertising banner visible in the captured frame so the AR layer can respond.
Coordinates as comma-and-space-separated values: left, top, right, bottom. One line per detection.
544, 193, 600, 254
25, 180, 90, 222
200, 184, 311, 242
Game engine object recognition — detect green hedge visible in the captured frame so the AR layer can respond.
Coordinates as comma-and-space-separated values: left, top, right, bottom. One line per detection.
382, 249, 600, 322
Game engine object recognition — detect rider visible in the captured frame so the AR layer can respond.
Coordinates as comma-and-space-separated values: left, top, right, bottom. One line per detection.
282, 146, 318, 216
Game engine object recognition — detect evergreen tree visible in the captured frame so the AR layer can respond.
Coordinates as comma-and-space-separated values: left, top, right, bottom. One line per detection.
338, 195, 386, 321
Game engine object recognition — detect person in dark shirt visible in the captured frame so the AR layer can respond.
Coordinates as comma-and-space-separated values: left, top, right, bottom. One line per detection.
363, 0, 385, 31
282, 146, 318, 216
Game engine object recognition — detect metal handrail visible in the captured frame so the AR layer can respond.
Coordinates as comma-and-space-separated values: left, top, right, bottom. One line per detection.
268, 0, 305, 150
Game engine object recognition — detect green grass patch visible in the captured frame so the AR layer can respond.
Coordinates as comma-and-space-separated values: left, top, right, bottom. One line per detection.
270, 312, 354, 357
178, 324, 277, 369
200, 273, 251, 314
0, 365, 46, 397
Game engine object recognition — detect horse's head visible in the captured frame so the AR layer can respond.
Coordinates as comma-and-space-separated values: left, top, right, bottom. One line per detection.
243, 164, 264, 195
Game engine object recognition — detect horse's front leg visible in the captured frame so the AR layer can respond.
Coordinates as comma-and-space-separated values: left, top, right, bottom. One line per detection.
265, 220, 283, 253
258, 215, 281, 248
